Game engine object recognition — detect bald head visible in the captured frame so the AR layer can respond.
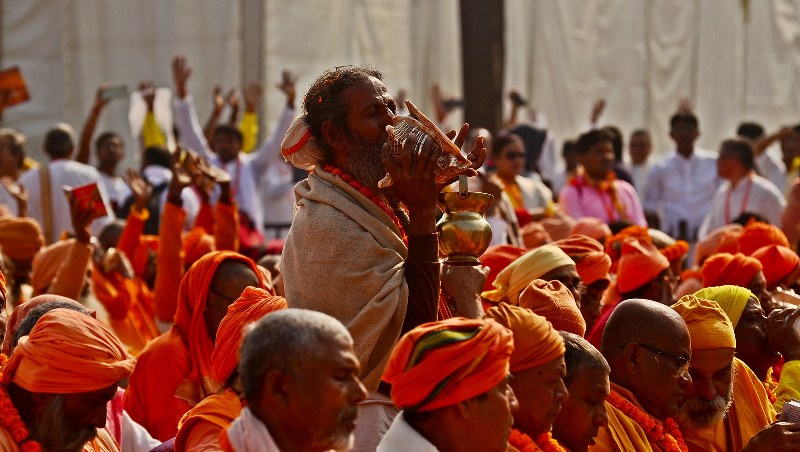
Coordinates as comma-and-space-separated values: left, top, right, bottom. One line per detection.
600, 299, 689, 356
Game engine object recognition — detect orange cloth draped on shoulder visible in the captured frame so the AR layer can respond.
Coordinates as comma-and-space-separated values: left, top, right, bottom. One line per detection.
29, 238, 92, 300
739, 221, 790, 256
0, 216, 43, 261
124, 251, 263, 441
175, 389, 243, 452
752, 245, 800, 290
1, 294, 95, 355
483, 302, 565, 372
553, 234, 611, 285
701, 253, 762, 288
518, 280, 586, 336
382, 317, 514, 412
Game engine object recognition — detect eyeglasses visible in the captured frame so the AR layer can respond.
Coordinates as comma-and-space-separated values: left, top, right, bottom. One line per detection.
632, 342, 690, 375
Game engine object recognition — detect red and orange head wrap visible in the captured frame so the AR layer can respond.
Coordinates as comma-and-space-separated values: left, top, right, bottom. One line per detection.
701, 253, 763, 288
519, 279, 586, 336
570, 218, 612, 243
553, 234, 611, 285
616, 237, 670, 293
752, 245, 800, 290
382, 317, 514, 412
484, 303, 565, 372
739, 221, 790, 255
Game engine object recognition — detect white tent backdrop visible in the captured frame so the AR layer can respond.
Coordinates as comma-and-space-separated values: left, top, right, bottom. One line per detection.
2, 0, 800, 168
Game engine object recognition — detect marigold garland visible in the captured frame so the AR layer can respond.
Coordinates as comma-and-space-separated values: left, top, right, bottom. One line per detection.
763, 380, 777, 405
607, 391, 687, 452
0, 353, 42, 452
321, 163, 408, 246
509, 429, 567, 452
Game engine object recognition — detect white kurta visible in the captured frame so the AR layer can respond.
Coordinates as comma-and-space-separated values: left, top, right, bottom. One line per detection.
98, 172, 132, 209
698, 173, 786, 239
630, 161, 653, 202
377, 412, 440, 452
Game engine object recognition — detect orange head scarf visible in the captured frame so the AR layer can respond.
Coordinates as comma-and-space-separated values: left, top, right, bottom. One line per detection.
2, 294, 95, 355
701, 253, 762, 288
383, 317, 514, 412
570, 218, 612, 243
29, 239, 76, 294
173, 251, 264, 404
752, 245, 800, 289
484, 302, 565, 372
616, 237, 670, 293
694, 224, 743, 266
3, 308, 134, 394
521, 222, 552, 249
182, 227, 216, 268
671, 295, 736, 350
480, 245, 528, 292
519, 279, 586, 336
210, 286, 287, 388
553, 234, 611, 284
739, 221, 790, 255
0, 216, 43, 261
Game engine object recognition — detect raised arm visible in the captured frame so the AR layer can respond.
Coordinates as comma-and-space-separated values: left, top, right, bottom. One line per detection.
203, 85, 226, 145
77, 85, 111, 164
248, 72, 297, 177
171, 56, 214, 160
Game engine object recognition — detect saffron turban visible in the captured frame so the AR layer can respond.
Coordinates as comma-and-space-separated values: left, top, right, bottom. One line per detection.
0, 216, 43, 261
553, 234, 611, 284
693, 286, 754, 328
480, 245, 527, 292
183, 227, 216, 268
519, 279, 586, 336
521, 222, 552, 249
2, 294, 95, 355
694, 224, 743, 266
752, 245, 800, 289
29, 239, 74, 294
210, 287, 287, 387
617, 238, 670, 293
739, 222, 790, 255
570, 218, 612, 243
484, 303, 565, 372
702, 253, 762, 289
672, 295, 736, 350
383, 317, 514, 412
482, 245, 575, 305
3, 308, 134, 394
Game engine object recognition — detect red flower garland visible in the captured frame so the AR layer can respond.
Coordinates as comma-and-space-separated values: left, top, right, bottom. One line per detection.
321, 163, 408, 246
509, 429, 567, 452
763, 380, 777, 405
0, 355, 42, 452
607, 391, 687, 452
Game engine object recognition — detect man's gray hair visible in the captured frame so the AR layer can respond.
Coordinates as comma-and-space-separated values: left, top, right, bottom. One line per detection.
239, 309, 352, 404
560, 331, 610, 385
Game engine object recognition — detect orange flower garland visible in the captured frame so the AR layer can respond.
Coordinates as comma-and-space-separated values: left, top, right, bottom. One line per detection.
607, 391, 687, 452
0, 354, 42, 452
321, 163, 408, 246
509, 429, 567, 452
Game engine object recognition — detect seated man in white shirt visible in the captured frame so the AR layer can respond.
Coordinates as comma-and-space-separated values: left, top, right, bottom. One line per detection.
221, 309, 367, 452
699, 138, 786, 239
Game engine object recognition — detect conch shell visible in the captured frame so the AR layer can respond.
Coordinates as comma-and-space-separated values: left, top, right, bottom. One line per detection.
379, 100, 472, 188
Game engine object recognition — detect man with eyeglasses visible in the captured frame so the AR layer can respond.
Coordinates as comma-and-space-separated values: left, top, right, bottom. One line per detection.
591, 298, 693, 451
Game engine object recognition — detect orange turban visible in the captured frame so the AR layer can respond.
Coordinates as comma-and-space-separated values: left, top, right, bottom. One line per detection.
739, 221, 789, 255
480, 245, 528, 292
671, 295, 735, 350
174, 251, 264, 403
519, 279, 586, 336
752, 245, 800, 289
210, 287, 287, 387
570, 218, 612, 243
0, 216, 43, 261
383, 317, 513, 411
694, 286, 754, 328
2, 294, 95, 355
694, 224, 743, 266
3, 308, 134, 393
29, 239, 74, 294
182, 227, 216, 268
553, 234, 611, 284
617, 238, 670, 293
702, 253, 762, 288
521, 222, 552, 249
482, 245, 575, 305
484, 303, 565, 372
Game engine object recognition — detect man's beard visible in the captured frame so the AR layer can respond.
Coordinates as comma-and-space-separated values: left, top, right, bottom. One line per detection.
675, 379, 735, 429
342, 132, 387, 195
30, 395, 98, 452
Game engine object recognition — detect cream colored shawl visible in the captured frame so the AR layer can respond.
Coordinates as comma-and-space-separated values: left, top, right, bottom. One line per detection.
282, 168, 409, 390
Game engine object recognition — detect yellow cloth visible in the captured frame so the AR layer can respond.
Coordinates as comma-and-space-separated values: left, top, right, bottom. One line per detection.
482, 245, 575, 305
590, 383, 668, 452
238, 112, 259, 154
671, 295, 735, 350
693, 286, 753, 328
142, 111, 166, 148
775, 360, 800, 413
682, 358, 776, 452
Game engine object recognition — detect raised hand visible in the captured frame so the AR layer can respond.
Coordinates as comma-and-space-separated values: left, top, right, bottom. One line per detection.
437, 125, 487, 191
244, 81, 263, 113
212, 85, 225, 113
123, 169, 153, 211
94, 84, 112, 111
68, 195, 94, 244
171, 56, 193, 99
276, 70, 297, 108
590, 98, 606, 125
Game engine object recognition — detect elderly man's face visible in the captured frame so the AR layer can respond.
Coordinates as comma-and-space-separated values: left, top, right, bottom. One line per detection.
552, 367, 610, 452
283, 337, 367, 451
462, 375, 519, 452
677, 348, 735, 429
735, 296, 781, 372
32, 383, 118, 450
511, 355, 568, 438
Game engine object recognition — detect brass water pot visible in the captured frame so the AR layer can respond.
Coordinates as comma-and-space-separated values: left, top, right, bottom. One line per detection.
436, 191, 494, 265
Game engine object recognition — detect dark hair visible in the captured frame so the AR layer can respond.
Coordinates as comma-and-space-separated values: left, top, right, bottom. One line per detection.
303, 66, 383, 159
630, 129, 650, 139
608, 220, 634, 235
0, 128, 27, 169
142, 146, 172, 169
576, 129, 613, 155
214, 124, 243, 143
12, 301, 92, 352
670, 112, 699, 129
720, 138, 755, 171
602, 126, 624, 162
491, 131, 522, 157
732, 212, 769, 226
736, 122, 765, 141
562, 140, 577, 157
43, 127, 74, 159
560, 331, 610, 385
94, 131, 122, 150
